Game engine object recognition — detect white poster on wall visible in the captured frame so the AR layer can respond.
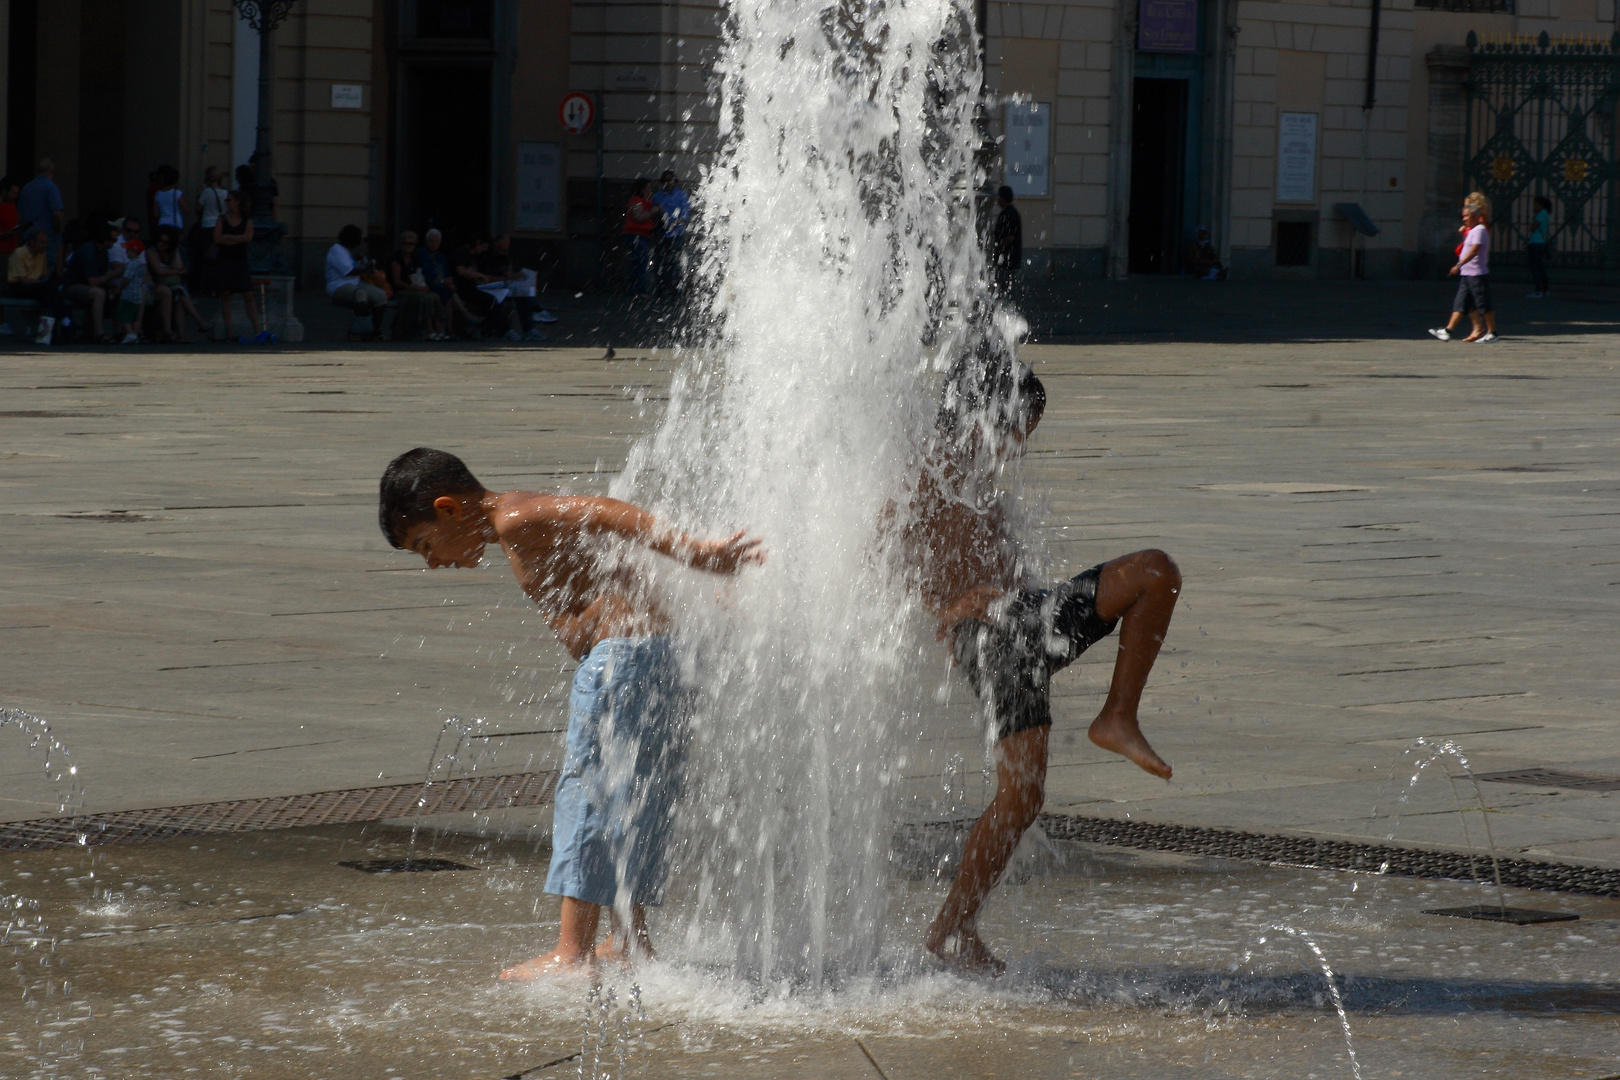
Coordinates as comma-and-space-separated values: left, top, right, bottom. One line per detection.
1276, 112, 1319, 203
1004, 101, 1051, 198
516, 142, 562, 233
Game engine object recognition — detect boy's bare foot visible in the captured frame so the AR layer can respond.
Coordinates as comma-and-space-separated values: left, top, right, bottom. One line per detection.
1089, 709, 1172, 780
593, 933, 656, 968
924, 924, 1007, 976
498, 950, 598, 982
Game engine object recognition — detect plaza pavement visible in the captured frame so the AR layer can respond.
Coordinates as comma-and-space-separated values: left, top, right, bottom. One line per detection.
2, 278, 1618, 872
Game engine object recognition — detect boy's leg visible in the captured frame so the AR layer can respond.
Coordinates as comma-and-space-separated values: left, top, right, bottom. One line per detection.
595, 903, 657, 964
1087, 549, 1181, 780
499, 897, 602, 980
924, 725, 1047, 975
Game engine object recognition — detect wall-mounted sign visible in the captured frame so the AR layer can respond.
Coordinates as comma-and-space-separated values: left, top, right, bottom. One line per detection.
559, 91, 595, 135
1137, 0, 1197, 55
331, 84, 363, 109
1004, 101, 1051, 198
517, 142, 562, 232
1276, 111, 1319, 203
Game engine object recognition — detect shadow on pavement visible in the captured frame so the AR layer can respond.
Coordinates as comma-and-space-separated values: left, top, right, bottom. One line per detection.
1030, 964, 1620, 1017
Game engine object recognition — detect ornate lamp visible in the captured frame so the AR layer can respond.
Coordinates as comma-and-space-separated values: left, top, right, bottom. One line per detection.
234, 0, 299, 198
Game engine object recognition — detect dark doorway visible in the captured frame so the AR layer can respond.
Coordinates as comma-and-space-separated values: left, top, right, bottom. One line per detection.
400, 64, 491, 242
1128, 77, 1188, 275
6, 0, 37, 177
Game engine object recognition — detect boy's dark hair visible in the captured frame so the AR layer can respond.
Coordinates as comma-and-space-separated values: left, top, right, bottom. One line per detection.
936, 324, 1045, 442
997, 185, 1014, 202
378, 448, 486, 547
1534, 195, 1553, 211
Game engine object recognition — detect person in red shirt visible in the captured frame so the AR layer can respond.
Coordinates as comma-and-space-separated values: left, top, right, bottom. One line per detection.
0, 177, 23, 258
622, 178, 657, 296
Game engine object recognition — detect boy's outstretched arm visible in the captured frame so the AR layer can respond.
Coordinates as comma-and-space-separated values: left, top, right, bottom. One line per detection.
549, 496, 765, 574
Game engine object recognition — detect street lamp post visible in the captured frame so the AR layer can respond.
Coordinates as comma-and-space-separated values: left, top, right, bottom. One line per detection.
234, 0, 298, 205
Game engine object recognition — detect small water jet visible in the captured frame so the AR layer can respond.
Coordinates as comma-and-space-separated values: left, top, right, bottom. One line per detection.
1366, 737, 1576, 924
1235, 924, 1362, 1080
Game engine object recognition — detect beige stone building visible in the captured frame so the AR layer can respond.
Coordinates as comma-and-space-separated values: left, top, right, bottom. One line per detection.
3, 0, 1615, 285
985, 0, 1619, 279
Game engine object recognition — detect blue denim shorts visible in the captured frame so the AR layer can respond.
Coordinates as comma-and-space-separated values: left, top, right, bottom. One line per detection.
545, 636, 686, 909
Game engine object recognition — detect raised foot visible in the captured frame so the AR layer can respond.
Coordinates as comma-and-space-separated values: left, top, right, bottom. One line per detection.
924, 926, 1007, 977
1088, 711, 1172, 780
499, 950, 597, 982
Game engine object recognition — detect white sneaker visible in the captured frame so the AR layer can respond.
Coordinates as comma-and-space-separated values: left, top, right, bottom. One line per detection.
533, 309, 558, 324
1476, 332, 1498, 343
503, 329, 523, 342
523, 328, 547, 342
120, 332, 139, 345
1428, 327, 1451, 341
1526, 291, 1543, 298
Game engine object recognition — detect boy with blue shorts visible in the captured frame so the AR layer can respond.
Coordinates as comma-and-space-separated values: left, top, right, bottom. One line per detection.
378, 448, 763, 977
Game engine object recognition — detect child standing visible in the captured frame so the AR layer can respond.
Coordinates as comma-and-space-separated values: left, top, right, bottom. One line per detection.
902, 349, 1181, 974
1527, 194, 1552, 299
378, 448, 763, 978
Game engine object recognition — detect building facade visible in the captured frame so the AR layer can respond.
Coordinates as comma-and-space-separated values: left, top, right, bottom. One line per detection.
3, 0, 1614, 285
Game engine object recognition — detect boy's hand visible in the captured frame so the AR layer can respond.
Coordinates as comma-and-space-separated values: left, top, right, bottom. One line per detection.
690, 531, 765, 574
936, 585, 1005, 639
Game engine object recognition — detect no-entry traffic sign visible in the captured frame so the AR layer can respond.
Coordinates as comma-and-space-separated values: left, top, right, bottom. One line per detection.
559, 92, 596, 135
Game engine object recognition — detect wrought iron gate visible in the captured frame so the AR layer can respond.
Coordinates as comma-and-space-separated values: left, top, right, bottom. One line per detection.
1465, 32, 1620, 274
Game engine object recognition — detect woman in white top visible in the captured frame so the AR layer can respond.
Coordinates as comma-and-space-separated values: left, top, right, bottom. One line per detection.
152, 165, 187, 230
196, 166, 230, 228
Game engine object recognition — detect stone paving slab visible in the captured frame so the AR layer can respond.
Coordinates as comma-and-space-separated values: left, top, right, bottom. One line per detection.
2, 330, 1617, 871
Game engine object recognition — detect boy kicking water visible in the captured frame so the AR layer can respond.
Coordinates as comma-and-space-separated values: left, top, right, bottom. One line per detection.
377, 448, 763, 978
902, 351, 1181, 974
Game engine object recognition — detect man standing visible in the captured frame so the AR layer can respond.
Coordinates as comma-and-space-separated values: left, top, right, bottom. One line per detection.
18, 159, 65, 275
990, 185, 1022, 297
652, 169, 692, 303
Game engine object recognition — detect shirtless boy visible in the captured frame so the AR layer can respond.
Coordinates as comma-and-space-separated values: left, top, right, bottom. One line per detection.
378, 448, 763, 978
903, 353, 1181, 974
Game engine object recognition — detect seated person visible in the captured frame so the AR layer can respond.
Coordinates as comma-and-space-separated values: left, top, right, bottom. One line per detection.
478, 233, 543, 341
7, 227, 68, 332
1185, 227, 1224, 280
146, 225, 208, 341
387, 231, 447, 341
61, 220, 118, 341
325, 224, 386, 339
418, 228, 471, 336
450, 235, 497, 336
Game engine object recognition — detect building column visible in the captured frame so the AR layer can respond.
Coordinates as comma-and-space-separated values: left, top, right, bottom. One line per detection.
1208, 0, 1239, 265
1105, 0, 1136, 279
1421, 45, 1469, 273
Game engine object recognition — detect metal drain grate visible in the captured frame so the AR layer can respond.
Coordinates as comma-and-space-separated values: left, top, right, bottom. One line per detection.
340, 858, 475, 874
1032, 812, 1620, 900
1475, 768, 1620, 792
1422, 905, 1579, 924
0, 770, 558, 852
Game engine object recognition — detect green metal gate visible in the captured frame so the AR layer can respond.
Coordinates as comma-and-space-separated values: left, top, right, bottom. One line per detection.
1465, 32, 1620, 274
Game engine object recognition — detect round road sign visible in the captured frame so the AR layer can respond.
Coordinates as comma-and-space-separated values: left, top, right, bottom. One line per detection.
560, 92, 595, 135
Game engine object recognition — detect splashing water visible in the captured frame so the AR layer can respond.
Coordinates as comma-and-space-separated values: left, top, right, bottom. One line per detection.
1237, 925, 1363, 1080
1, 708, 84, 821
612, 0, 1002, 986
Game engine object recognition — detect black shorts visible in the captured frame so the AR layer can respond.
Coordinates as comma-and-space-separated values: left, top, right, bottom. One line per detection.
1453, 274, 1492, 314
950, 564, 1119, 742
